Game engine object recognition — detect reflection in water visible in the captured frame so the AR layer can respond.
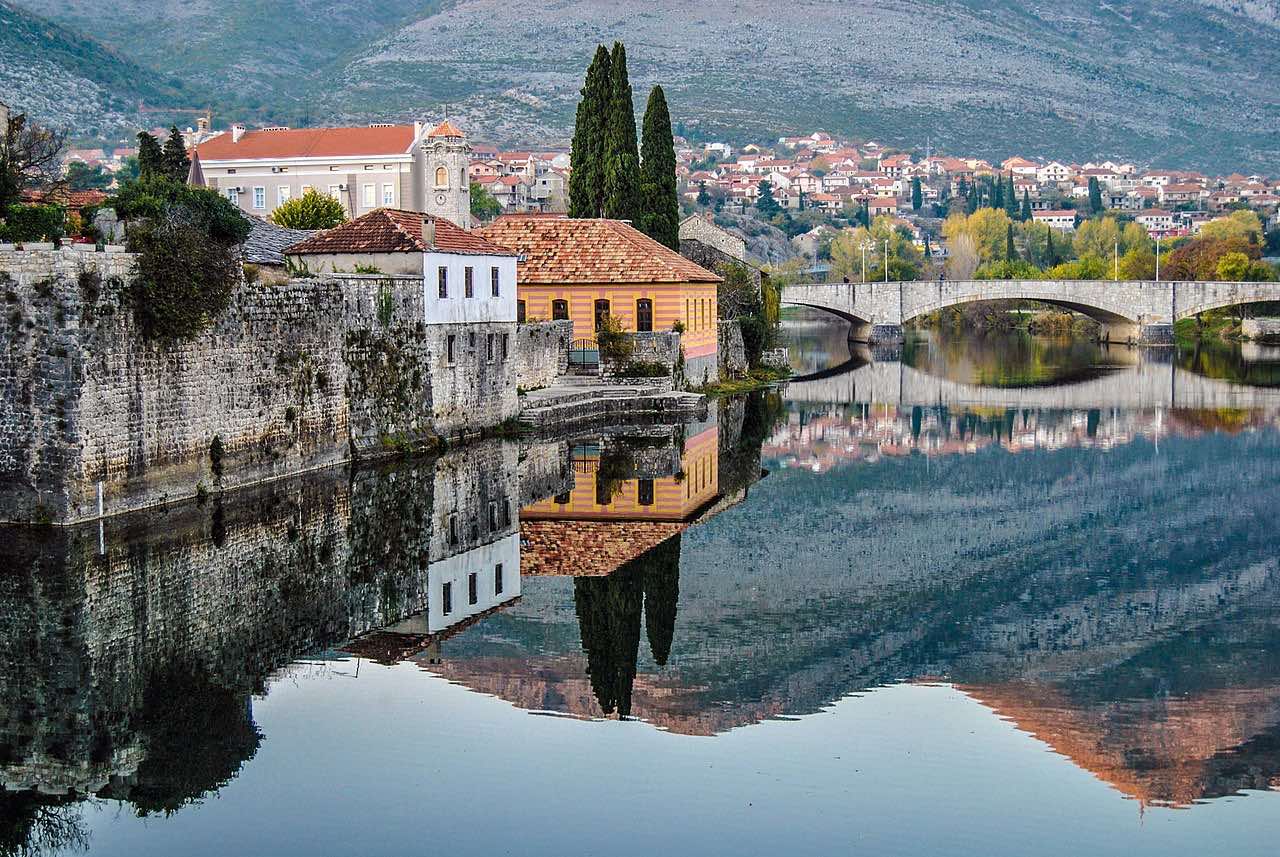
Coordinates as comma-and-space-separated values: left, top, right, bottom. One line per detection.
4, 332, 1280, 852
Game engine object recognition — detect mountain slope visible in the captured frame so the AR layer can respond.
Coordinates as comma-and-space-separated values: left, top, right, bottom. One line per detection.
14, 0, 1280, 171
0, 1, 188, 134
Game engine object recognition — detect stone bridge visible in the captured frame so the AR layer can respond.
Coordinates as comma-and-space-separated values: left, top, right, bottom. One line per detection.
782, 280, 1280, 344
784, 357, 1280, 412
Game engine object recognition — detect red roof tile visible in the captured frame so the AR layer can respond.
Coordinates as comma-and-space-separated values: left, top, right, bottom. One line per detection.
285, 209, 514, 256
428, 120, 465, 139
476, 216, 722, 285
194, 125, 418, 161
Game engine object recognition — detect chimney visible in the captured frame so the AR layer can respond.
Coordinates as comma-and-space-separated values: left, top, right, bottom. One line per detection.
197, 116, 210, 133
414, 120, 423, 141
231, 123, 246, 143
421, 217, 436, 249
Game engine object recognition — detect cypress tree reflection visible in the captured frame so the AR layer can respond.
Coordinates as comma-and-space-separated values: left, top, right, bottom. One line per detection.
642, 535, 682, 667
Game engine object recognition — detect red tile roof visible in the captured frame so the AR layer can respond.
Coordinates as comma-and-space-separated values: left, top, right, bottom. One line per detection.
193, 125, 418, 161
476, 216, 722, 285
428, 120, 465, 139
284, 209, 514, 256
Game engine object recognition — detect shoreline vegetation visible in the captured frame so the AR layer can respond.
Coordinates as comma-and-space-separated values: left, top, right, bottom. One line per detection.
698, 365, 793, 396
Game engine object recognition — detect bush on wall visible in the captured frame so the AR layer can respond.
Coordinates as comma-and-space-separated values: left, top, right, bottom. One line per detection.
0, 203, 66, 242
112, 177, 251, 340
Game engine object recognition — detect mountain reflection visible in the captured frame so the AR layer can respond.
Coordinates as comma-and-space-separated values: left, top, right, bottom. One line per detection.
2, 373, 1280, 850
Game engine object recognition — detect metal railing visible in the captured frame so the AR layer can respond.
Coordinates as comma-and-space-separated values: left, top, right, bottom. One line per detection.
568, 338, 600, 373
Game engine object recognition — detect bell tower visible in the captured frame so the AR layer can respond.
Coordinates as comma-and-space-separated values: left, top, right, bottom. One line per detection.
423, 119, 472, 229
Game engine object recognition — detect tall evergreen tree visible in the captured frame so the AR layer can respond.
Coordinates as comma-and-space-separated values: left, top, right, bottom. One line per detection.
638, 85, 680, 249
602, 41, 641, 222
568, 45, 612, 218
993, 175, 1004, 210
136, 131, 165, 181
756, 180, 781, 218
965, 184, 979, 215
1046, 228, 1057, 267
1088, 176, 1104, 214
162, 126, 191, 183
1005, 223, 1017, 260
1020, 188, 1032, 222
696, 181, 710, 207
1003, 174, 1018, 219
911, 176, 922, 211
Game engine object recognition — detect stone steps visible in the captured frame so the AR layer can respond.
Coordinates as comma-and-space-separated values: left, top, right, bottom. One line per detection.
518, 384, 706, 430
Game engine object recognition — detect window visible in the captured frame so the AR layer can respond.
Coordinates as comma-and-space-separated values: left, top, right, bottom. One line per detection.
594, 299, 611, 331
552, 299, 569, 321
464, 266, 474, 298
517, 300, 526, 323
252, 186, 266, 209
442, 581, 453, 615
438, 266, 448, 298
638, 479, 655, 506
362, 184, 375, 208
490, 266, 500, 297
486, 333, 495, 362
461, 167, 467, 187
468, 572, 478, 606
446, 334, 456, 364
488, 502, 497, 531
435, 165, 448, 188
685, 298, 691, 329
448, 513, 458, 546
596, 476, 613, 506
468, 331, 476, 348
224, 188, 239, 205
328, 184, 340, 198
494, 563, 504, 595
382, 183, 395, 206
501, 333, 509, 360
554, 491, 571, 505
501, 499, 510, 527
636, 298, 653, 332
469, 519, 479, 541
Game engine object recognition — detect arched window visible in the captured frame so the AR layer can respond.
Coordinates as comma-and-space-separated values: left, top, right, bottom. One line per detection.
552, 299, 569, 320
461, 168, 468, 187
594, 299, 611, 331
434, 166, 448, 188
636, 298, 653, 332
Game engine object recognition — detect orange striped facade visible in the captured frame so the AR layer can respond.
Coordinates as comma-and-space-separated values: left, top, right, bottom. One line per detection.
519, 282, 719, 359
522, 426, 720, 522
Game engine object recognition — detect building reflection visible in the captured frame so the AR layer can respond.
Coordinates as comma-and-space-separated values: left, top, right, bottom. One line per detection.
0, 441, 522, 849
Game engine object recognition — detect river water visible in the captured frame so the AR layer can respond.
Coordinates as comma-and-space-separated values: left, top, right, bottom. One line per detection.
3, 313, 1280, 856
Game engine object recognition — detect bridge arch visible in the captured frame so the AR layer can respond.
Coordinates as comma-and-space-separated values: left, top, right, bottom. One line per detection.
900, 281, 1143, 328
1173, 281, 1280, 321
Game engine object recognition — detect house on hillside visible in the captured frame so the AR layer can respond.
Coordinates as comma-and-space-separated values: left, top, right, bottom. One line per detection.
1033, 210, 1078, 230
477, 215, 723, 385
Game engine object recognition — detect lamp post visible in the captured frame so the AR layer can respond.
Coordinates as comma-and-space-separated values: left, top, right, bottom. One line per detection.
1114, 239, 1119, 281
861, 242, 868, 283
884, 238, 890, 284
1155, 234, 1161, 281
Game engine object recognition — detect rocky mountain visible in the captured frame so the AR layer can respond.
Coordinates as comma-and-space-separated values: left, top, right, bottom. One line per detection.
10, 0, 1280, 172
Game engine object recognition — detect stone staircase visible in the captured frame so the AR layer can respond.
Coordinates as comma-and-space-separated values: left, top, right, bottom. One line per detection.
518, 380, 707, 431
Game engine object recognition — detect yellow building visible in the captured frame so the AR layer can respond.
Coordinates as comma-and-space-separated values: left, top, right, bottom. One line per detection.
476, 215, 722, 374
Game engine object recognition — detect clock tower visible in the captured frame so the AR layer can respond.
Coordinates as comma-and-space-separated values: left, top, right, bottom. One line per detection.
423, 119, 472, 229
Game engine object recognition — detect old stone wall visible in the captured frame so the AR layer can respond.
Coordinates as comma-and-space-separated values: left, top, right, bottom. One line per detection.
0, 253, 518, 524
717, 320, 748, 379
515, 320, 571, 391
602, 331, 681, 391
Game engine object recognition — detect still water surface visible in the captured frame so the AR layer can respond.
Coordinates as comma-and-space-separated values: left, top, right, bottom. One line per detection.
3, 316, 1280, 855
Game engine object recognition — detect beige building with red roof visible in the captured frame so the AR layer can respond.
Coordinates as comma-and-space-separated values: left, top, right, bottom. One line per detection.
477, 215, 723, 384
193, 120, 473, 227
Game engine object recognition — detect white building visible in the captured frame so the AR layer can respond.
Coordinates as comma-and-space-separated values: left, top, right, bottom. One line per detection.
1033, 210, 1078, 230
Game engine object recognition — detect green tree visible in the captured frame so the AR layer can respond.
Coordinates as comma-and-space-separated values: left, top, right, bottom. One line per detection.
136, 131, 165, 181
469, 181, 501, 222
162, 126, 190, 183
601, 41, 640, 222
1088, 177, 1104, 215
1019, 188, 1032, 222
1003, 175, 1018, 219
0, 110, 67, 210
756, 180, 781, 218
1216, 251, 1251, 281
911, 177, 922, 211
1005, 223, 1017, 260
637, 85, 680, 249
1045, 227, 1058, 267
568, 45, 612, 218
65, 161, 112, 190
696, 181, 710, 207
269, 188, 347, 230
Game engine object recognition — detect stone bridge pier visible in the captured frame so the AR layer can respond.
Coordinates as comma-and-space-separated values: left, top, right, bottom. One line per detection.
781, 279, 1280, 346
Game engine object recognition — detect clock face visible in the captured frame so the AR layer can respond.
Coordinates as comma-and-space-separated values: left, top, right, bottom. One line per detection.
435, 193, 446, 205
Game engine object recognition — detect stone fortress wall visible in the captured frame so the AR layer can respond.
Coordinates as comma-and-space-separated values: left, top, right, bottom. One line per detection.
0, 249, 559, 524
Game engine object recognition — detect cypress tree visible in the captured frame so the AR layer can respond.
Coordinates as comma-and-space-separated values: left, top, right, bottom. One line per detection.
993, 175, 1004, 210
1088, 176, 1104, 214
1020, 188, 1032, 222
1004, 174, 1018, 219
965, 184, 978, 215
911, 176, 922, 211
568, 45, 612, 218
136, 131, 165, 180
162, 126, 191, 183
1005, 223, 1016, 260
602, 41, 641, 222
696, 181, 710, 207
638, 85, 680, 249
1046, 228, 1057, 266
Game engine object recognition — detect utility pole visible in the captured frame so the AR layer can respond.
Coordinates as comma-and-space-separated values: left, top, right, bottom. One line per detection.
1114, 240, 1119, 281
884, 238, 890, 284
862, 242, 868, 283
1155, 234, 1161, 281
